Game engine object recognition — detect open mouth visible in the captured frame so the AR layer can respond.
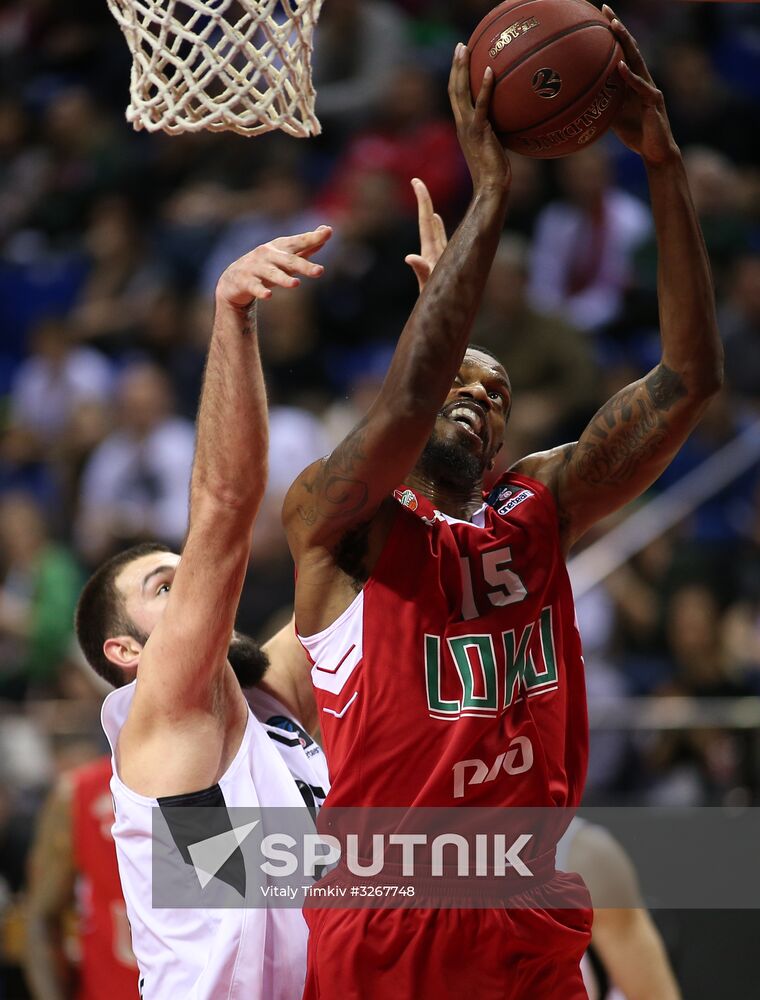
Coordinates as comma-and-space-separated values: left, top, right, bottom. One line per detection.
445, 402, 488, 446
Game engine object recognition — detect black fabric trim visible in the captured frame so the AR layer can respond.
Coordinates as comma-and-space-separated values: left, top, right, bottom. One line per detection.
157, 782, 225, 808
266, 731, 303, 748
158, 783, 247, 896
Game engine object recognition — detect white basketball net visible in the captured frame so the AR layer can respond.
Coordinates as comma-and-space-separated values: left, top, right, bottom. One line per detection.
106, 0, 324, 137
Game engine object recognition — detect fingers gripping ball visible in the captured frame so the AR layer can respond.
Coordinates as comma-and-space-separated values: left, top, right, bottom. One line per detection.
468, 0, 626, 158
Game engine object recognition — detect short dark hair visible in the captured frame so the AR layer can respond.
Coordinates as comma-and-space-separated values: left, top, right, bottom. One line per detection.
75, 542, 173, 688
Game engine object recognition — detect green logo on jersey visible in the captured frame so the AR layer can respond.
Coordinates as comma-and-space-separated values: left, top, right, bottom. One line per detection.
424, 606, 558, 720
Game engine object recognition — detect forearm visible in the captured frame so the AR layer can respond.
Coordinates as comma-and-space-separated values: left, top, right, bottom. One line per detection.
646, 154, 723, 393
190, 300, 268, 517
378, 188, 508, 417
595, 910, 681, 1000
24, 917, 66, 1000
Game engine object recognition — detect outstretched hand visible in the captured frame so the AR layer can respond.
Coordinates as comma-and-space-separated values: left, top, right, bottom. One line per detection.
216, 226, 332, 309
449, 43, 511, 195
602, 5, 679, 165
405, 178, 448, 292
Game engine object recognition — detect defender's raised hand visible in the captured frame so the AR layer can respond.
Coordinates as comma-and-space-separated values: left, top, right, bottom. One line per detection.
602, 6, 679, 165
216, 226, 332, 308
449, 43, 511, 195
405, 178, 448, 293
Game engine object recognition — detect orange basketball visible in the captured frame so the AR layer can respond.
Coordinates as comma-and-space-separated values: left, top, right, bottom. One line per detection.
468, 0, 626, 158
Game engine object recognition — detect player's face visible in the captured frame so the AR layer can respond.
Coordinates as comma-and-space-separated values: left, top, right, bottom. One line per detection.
114, 552, 268, 686
117, 551, 181, 641
432, 349, 511, 472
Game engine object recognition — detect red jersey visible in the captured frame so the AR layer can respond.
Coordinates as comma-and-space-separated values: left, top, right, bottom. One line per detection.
71, 756, 139, 1000
300, 472, 588, 810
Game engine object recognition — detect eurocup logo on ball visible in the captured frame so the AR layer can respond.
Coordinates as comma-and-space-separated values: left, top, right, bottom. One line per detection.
531, 67, 563, 99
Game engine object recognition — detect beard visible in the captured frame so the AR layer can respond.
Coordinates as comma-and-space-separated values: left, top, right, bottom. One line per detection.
227, 631, 270, 688
418, 428, 484, 491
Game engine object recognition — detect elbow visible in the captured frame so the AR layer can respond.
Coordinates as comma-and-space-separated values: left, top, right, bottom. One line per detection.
690, 357, 724, 402
678, 345, 724, 403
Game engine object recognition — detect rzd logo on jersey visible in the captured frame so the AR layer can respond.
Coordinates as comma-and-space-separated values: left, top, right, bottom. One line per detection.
453, 736, 533, 799
394, 488, 418, 511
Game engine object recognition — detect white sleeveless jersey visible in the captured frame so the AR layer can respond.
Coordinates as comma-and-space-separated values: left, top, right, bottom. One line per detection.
101, 681, 329, 1000
557, 819, 626, 1000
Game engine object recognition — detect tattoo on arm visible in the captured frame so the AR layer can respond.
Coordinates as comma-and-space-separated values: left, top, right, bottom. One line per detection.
645, 363, 688, 412
296, 421, 371, 526
572, 364, 686, 488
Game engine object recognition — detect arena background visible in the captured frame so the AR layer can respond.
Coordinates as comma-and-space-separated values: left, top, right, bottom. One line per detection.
0, 0, 759, 995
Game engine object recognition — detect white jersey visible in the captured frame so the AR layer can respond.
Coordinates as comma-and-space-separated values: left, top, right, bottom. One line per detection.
101, 681, 329, 1000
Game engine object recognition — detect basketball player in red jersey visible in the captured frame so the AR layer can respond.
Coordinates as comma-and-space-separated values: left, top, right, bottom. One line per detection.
24, 756, 138, 1000
284, 14, 722, 1000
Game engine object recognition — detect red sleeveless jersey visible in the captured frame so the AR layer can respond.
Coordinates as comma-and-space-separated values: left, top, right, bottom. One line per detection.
71, 756, 139, 1000
301, 472, 588, 809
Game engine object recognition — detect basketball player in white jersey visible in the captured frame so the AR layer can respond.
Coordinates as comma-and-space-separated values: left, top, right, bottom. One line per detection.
74, 227, 332, 1000
557, 819, 681, 1000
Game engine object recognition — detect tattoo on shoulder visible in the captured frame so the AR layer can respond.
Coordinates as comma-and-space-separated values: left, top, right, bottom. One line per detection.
645, 364, 687, 412
572, 366, 685, 488
297, 420, 370, 525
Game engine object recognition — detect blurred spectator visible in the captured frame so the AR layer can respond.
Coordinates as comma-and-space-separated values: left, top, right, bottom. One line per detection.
313, 169, 418, 372
573, 568, 633, 798
644, 584, 752, 806
528, 144, 651, 332
201, 167, 324, 297
0, 99, 46, 247
74, 363, 194, 564
26, 88, 132, 241
605, 534, 679, 695
0, 424, 60, 515
239, 405, 331, 633
257, 286, 327, 401
70, 196, 165, 354
657, 391, 760, 551
660, 40, 760, 166
665, 585, 747, 698
473, 235, 600, 462
629, 147, 751, 334
724, 591, 760, 693
318, 64, 466, 222
0, 493, 82, 700
501, 154, 548, 240
9, 316, 113, 441
312, 0, 411, 133
721, 253, 760, 406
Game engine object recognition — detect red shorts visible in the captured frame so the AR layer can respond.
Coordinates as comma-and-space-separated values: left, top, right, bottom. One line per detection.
303, 872, 593, 1000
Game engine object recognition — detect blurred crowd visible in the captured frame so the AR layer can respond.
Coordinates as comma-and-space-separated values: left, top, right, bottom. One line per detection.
0, 0, 760, 990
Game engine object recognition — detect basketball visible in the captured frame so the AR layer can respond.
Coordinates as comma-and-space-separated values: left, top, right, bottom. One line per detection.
468, 0, 627, 158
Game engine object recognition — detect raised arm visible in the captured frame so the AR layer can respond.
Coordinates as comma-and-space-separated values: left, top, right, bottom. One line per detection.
514, 10, 723, 551
130, 229, 331, 720
284, 46, 510, 558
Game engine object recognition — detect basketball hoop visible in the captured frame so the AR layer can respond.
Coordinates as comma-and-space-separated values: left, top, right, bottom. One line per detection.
106, 0, 325, 138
